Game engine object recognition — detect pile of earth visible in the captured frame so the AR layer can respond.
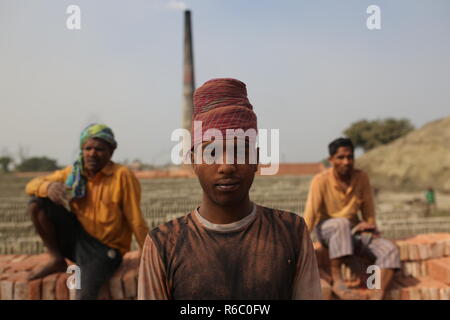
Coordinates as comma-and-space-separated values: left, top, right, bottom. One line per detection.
356, 116, 450, 192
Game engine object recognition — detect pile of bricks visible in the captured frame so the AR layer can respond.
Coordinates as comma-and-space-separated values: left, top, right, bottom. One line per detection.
315, 233, 450, 300
1, 233, 450, 300
397, 233, 450, 277
0, 251, 140, 300
387, 233, 450, 300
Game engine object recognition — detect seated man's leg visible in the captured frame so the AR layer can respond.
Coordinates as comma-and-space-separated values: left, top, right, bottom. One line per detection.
317, 217, 364, 300
364, 237, 400, 300
27, 197, 72, 280
74, 230, 123, 300
28, 197, 122, 299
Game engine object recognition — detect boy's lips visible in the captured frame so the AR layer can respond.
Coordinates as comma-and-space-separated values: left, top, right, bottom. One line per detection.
214, 179, 241, 192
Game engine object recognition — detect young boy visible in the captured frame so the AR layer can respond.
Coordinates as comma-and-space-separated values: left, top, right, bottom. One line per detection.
138, 78, 322, 300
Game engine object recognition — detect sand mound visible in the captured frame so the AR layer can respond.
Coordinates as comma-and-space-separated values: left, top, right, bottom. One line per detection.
356, 116, 450, 192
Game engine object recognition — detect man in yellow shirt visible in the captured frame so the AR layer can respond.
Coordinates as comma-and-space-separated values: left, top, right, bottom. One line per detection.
304, 138, 400, 300
25, 124, 149, 299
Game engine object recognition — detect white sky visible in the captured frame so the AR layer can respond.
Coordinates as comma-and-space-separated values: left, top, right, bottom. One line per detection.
1, 0, 449, 166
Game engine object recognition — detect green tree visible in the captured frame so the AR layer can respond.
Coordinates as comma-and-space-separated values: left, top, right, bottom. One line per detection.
344, 118, 414, 152
0, 156, 13, 173
16, 156, 60, 172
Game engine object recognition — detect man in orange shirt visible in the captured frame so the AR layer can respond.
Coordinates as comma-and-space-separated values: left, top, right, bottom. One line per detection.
303, 138, 400, 300
25, 124, 149, 299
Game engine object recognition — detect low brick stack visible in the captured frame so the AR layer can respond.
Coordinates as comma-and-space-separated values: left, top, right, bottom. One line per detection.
0, 251, 140, 300
1, 233, 450, 300
315, 233, 450, 300
397, 233, 450, 277
387, 233, 450, 300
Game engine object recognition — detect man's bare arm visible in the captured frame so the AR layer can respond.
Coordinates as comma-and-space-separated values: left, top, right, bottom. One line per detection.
25, 166, 71, 198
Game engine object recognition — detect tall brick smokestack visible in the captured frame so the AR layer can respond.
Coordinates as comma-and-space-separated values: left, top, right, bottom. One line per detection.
182, 10, 195, 132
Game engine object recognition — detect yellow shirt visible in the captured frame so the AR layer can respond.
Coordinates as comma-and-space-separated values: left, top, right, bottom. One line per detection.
25, 161, 149, 256
303, 168, 376, 232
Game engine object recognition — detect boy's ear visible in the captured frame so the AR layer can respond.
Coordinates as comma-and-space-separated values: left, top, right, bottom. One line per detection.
190, 151, 199, 175
191, 162, 199, 175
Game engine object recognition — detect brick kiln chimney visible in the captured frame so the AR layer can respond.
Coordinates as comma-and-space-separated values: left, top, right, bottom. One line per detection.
182, 10, 195, 132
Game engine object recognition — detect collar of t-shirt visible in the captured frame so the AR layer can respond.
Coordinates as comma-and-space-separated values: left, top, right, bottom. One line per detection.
194, 203, 257, 232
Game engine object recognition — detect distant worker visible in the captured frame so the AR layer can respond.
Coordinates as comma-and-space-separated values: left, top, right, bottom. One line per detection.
25, 124, 149, 299
425, 187, 437, 217
138, 78, 323, 300
303, 138, 400, 300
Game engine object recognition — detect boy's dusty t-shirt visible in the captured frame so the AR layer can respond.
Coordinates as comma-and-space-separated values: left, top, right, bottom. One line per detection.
138, 204, 322, 300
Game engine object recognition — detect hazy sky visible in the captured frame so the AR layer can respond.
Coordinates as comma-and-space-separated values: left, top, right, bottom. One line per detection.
1, 0, 449, 166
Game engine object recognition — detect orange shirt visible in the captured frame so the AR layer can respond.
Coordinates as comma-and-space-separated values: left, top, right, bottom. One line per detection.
303, 168, 376, 232
25, 161, 149, 256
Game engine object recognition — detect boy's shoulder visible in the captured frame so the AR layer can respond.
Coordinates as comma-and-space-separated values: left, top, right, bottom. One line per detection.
149, 213, 192, 246
258, 205, 306, 230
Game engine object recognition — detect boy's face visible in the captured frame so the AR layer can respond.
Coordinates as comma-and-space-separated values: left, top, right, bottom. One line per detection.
192, 139, 258, 207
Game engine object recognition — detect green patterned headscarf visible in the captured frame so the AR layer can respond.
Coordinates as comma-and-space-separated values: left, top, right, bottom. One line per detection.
66, 124, 117, 199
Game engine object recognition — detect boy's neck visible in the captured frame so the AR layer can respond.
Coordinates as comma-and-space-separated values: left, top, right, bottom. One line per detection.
198, 195, 254, 224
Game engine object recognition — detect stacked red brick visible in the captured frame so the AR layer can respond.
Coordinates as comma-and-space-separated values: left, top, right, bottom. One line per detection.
388, 233, 450, 300
0, 251, 140, 300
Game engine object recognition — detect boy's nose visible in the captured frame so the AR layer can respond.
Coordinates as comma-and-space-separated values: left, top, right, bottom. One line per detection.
218, 163, 237, 175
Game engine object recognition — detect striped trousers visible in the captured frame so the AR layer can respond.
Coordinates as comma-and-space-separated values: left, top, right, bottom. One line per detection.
316, 218, 401, 269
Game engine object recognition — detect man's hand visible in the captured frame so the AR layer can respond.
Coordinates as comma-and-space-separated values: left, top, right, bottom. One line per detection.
354, 221, 378, 233
47, 182, 70, 209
